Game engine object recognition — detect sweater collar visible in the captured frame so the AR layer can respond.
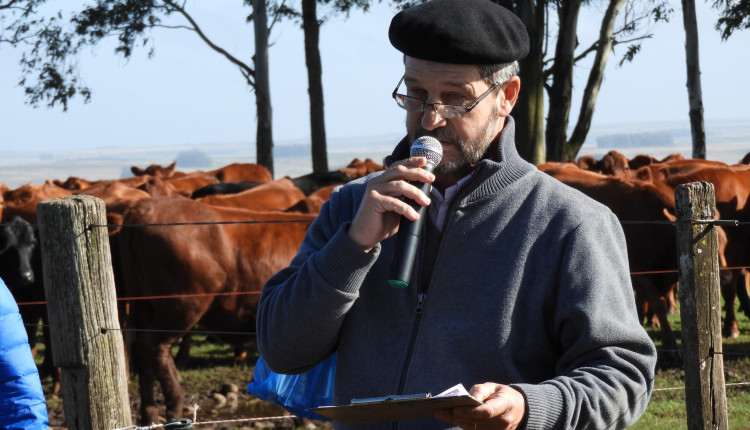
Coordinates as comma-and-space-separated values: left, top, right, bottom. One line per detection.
384, 116, 535, 191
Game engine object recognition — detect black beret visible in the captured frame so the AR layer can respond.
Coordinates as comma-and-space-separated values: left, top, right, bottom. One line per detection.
388, 0, 529, 65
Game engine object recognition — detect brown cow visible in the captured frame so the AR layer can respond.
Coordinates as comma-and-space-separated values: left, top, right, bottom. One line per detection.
636, 158, 729, 183
283, 184, 340, 214
576, 155, 599, 171
53, 176, 97, 191
132, 161, 273, 183
163, 174, 220, 194
196, 178, 305, 211
662, 165, 750, 337
208, 162, 273, 183
627, 154, 659, 170
132, 161, 180, 178
2, 181, 71, 224
75, 180, 152, 216
118, 195, 315, 424
338, 157, 385, 179
599, 150, 631, 178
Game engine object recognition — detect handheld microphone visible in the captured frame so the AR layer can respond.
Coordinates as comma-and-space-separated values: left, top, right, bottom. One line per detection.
387, 136, 443, 288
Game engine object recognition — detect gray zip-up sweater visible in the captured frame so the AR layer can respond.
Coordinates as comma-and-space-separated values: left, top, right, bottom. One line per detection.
257, 117, 657, 429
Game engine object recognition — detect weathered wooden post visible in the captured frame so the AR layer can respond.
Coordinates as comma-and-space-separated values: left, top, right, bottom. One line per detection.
674, 181, 728, 430
37, 195, 131, 430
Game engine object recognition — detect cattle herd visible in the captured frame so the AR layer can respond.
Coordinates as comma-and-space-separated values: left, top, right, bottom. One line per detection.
0, 151, 749, 424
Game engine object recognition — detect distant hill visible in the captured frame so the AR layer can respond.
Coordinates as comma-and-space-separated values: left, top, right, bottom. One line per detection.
0, 134, 400, 189
2, 119, 749, 189
597, 132, 674, 148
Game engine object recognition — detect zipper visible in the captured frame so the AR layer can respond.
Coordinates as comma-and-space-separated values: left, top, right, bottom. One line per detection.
390, 171, 479, 430
392, 220, 430, 430
415, 292, 426, 314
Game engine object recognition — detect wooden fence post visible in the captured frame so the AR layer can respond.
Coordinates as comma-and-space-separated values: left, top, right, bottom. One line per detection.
674, 181, 728, 430
37, 195, 132, 430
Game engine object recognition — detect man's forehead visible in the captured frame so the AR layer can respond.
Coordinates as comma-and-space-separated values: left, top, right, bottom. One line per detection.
403, 58, 482, 86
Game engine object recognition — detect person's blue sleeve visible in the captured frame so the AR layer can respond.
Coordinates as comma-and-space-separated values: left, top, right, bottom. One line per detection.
0, 279, 49, 430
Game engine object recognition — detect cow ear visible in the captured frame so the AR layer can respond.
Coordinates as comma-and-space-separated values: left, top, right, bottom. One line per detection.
662, 208, 677, 222
634, 166, 652, 182
167, 161, 177, 176
132, 166, 145, 176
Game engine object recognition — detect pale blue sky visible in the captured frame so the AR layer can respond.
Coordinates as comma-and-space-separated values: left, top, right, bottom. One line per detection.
0, 0, 748, 153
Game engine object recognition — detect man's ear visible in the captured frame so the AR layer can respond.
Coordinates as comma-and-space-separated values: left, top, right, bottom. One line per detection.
499, 76, 521, 116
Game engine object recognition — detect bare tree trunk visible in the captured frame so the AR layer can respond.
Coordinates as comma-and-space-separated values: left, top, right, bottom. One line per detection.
514, 0, 546, 164
681, 0, 706, 159
545, 0, 581, 161
253, 0, 275, 176
302, 0, 329, 173
565, 0, 628, 161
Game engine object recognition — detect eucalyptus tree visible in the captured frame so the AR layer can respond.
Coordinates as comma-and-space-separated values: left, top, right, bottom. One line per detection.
391, 0, 670, 163
682, 0, 705, 159
679, 0, 749, 160
300, 0, 369, 173
1, 0, 296, 175
514, 0, 671, 163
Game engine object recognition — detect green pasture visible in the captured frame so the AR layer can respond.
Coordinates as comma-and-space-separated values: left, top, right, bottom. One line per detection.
631, 300, 750, 430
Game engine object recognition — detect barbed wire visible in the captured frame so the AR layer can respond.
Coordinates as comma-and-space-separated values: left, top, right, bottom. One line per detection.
22, 323, 255, 337
14, 265, 750, 308
112, 415, 298, 430
92, 219, 315, 229
654, 381, 750, 393
5, 217, 750, 230
619, 219, 750, 227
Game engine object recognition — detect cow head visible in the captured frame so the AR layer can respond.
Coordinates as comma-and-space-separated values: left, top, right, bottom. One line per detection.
0, 215, 37, 288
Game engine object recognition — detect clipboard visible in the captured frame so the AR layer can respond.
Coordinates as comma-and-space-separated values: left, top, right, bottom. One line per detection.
310, 392, 482, 424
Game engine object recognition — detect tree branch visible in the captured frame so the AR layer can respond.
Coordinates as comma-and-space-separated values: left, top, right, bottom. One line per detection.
268, 0, 288, 34
162, 0, 255, 86
0, 0, 24, 11
151, 24, 195, 31
571, 33, 652, 65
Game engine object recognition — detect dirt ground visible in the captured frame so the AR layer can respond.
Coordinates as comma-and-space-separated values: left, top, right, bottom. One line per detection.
43, 363, 333, 430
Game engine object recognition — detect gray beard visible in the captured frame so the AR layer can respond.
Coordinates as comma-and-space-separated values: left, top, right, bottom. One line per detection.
410, 113, 500, 177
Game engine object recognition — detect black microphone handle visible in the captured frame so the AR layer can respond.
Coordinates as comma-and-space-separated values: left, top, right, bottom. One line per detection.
388, 178, 433, 289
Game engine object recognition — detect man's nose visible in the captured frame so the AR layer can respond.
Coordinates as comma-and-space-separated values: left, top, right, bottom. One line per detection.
420, 104, 447, 130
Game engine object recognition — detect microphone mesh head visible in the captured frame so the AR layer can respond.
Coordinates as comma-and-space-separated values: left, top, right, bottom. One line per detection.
410, 136, 443, 168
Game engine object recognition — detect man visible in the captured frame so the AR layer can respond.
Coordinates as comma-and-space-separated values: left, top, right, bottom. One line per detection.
257, 0, 657, 428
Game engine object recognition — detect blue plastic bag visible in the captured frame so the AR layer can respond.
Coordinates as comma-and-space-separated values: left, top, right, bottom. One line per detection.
247, 353, 336, 421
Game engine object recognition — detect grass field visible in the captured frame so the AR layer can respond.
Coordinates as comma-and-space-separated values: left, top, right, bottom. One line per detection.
631, 301, 750, 430
40, 295, 750, 429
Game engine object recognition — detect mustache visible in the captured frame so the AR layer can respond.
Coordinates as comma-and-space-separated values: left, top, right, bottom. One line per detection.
413, 127, 461, 148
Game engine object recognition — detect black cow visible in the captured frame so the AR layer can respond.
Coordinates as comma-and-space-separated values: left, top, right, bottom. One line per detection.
190, 181, 263, 199
290, 171, 351, 195
0, 215, 60, 391
0, 215, 36, 289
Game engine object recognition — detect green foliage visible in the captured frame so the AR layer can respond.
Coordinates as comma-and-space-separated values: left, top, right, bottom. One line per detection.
72, 0, 164, 58
2, 0, 260, 110
0, 1, 90, 110
713, 0, 750, 40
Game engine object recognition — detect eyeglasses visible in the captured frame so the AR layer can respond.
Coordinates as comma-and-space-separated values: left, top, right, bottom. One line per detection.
391, 76, 499, 119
